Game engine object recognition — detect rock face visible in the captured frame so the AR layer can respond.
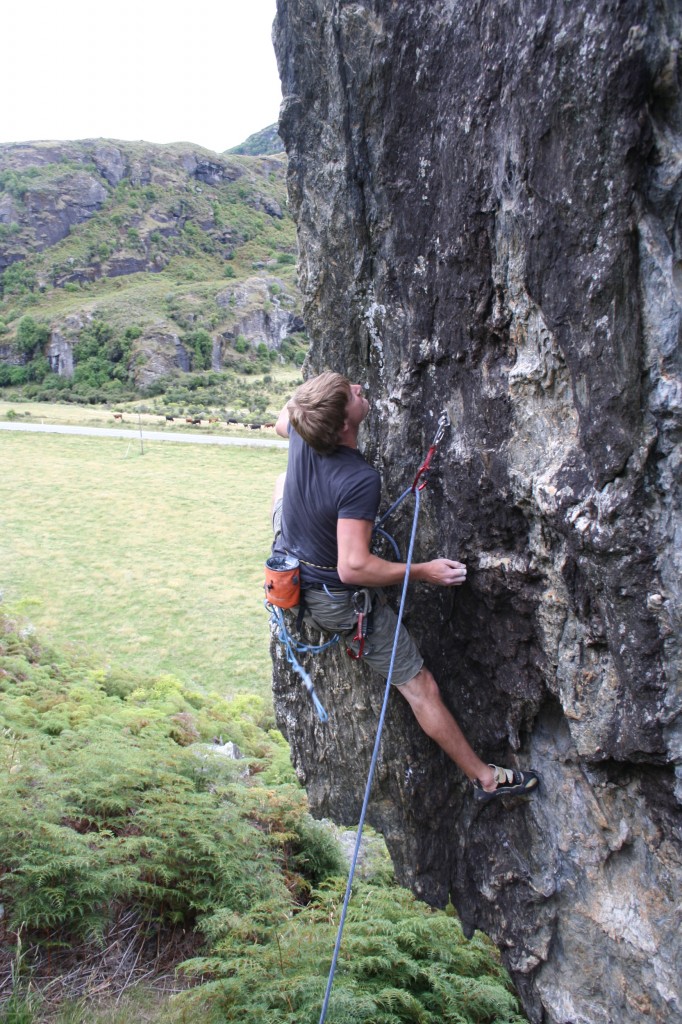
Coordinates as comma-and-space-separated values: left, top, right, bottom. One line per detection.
215, 275, 303, 358
272, 3, 682, 1023
130, 329, 189, 389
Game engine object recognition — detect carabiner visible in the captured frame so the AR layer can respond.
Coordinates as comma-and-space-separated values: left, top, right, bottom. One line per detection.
432, 410, 450, 448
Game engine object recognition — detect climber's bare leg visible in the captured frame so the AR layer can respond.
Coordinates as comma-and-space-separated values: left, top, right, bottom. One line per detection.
397, 667, 496, 790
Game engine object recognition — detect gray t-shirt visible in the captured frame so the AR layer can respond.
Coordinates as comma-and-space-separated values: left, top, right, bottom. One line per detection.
277, 425, 381, 589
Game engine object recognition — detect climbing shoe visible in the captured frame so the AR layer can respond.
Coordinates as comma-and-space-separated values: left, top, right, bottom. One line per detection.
473, 764, 539, 803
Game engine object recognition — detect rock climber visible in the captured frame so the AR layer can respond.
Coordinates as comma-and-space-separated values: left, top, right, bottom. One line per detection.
271, 370, 539, 802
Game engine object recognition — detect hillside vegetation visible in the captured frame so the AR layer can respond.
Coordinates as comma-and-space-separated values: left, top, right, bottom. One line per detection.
0, 606, 527, 1024
0, 135, 307, 417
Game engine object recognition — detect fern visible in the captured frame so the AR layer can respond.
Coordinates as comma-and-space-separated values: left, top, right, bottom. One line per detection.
179, 882, 526, 1024
0, 608, 527, 1023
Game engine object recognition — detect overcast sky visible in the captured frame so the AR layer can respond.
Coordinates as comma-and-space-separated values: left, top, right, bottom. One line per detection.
1, 0, 282, 153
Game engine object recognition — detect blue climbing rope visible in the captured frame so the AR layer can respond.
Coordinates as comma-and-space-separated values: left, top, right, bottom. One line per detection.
268, 602, 338, 723
318, 484, 423, 1024
317, 410, 450, 1022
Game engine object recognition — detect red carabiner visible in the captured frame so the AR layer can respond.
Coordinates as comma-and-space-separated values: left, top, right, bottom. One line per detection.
411, 412, 450, 492
347, 612, 366, 659
412, 445, 436, 492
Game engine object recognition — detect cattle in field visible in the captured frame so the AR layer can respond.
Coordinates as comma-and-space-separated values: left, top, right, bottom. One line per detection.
113, 413, 123, 421
208, 417, 220, 424
249, 423, 261, 430
165, 415, 175, 422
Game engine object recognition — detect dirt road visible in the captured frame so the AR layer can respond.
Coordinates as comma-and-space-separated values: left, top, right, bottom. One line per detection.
0, 421, 288, 448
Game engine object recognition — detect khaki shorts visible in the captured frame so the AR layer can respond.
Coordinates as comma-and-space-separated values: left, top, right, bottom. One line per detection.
302, 586, 424, 687
271, 497, 423, 685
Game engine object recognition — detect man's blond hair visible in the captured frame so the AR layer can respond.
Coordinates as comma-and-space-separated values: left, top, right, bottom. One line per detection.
287, 371, 351, 454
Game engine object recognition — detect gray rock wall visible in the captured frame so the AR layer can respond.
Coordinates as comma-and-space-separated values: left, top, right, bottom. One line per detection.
272, 2, 681, 1022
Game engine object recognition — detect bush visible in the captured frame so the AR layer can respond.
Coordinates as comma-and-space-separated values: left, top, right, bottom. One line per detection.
0, 599, 525, 1021
0, 612, 308, 944
185, 328, 213, 371
181, 883, 526, 1024
71, 320, 134, 390
2, 263, 37, 296
15, 316, 49, 358
25, 356, 50, 383
0, 365, 28, 387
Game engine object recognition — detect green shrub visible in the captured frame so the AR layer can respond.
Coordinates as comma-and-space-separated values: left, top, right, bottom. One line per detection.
15, 316, 49, 358
0, 494, 526, 1020
185, 328, 213, 371
25, 356, 50, 383
0, 169, 27, 200
0, 617, 301, 945
181, 882, 526, 1024
2, 263, 37, 297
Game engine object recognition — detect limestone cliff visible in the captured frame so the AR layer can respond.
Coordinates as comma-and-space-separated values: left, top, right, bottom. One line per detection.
271, 2, 681, 1022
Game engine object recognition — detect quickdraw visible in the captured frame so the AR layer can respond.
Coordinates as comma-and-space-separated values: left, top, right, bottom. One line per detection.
346, 588, 373, 659
374, 409, 451, 551
412, 410, 451, 492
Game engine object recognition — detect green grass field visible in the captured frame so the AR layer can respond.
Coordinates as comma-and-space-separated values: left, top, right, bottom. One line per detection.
0, 430, 288, 699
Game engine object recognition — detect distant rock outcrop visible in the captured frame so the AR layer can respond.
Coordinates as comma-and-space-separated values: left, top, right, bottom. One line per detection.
227, 124, 285, 156
216, 275, 303, 354
0, 138, 305, 388
272, 2, 681, 1023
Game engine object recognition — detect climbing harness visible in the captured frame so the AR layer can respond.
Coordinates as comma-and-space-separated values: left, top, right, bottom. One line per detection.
316, 409, 451, 1024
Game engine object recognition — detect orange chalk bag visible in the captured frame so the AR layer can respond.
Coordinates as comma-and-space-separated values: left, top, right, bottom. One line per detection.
264, 554, 301, 609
